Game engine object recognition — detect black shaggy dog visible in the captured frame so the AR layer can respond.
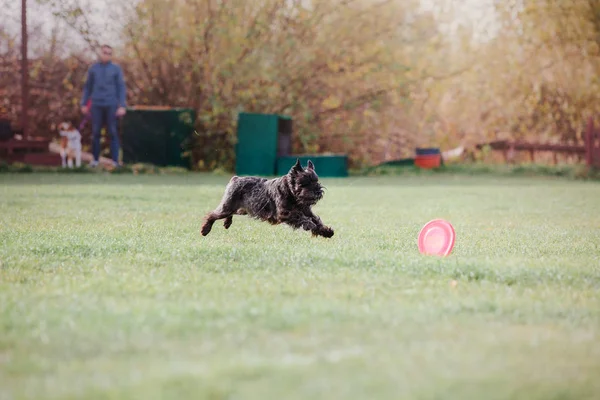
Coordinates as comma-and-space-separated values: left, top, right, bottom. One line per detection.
201, 159, 334, 238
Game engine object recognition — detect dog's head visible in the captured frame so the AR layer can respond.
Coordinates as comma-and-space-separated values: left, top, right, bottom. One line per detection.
58, 121, 74, 132
287, 159, 324, 206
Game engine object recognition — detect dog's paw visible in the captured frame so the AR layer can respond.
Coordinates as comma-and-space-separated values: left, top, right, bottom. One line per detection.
223, 216, 232, 229
200, 223, 212, 236
320, 226, 334, 238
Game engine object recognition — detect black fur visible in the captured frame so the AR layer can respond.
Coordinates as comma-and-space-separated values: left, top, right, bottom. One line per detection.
201, 159, 334, 238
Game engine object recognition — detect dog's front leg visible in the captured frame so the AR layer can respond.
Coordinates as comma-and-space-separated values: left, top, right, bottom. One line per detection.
281, 211, 317, 232
303, 209, 334, 238
60, 148, 67, 167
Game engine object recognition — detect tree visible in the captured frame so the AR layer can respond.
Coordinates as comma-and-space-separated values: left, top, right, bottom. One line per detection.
10, 0, 599, 168
118, 0, 435, 169
428, 0, 600, 152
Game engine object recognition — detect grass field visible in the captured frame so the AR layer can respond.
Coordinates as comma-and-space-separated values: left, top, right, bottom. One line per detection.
1, 172, 600, 400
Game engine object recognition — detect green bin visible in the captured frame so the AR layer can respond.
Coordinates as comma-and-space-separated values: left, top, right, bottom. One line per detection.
236, 112, 292, 176
121, 107, 195, 168
277, 154, 348, 178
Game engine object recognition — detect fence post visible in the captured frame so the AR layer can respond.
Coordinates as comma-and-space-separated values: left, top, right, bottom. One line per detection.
586, 117, 594, 167
21, 0, 29, 137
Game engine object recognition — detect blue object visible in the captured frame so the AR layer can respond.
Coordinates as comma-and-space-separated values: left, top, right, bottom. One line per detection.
416, 147, 441, 156
81, 62, 127, 107
91, 105, 120, 163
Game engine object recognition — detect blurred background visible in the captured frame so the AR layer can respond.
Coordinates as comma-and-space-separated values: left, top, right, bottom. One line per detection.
1, 0, 599, 171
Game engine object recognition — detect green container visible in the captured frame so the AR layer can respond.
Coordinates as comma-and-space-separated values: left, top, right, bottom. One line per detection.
377, 158, 415, 167
236, 112, 292, 176
277, 154, 348, 178
121, 107, 195, 168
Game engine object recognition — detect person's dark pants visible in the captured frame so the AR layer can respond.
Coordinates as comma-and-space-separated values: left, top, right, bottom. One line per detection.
91, 104, 120, 164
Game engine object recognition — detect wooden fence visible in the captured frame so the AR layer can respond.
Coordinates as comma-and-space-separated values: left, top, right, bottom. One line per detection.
475, 117, 600, 168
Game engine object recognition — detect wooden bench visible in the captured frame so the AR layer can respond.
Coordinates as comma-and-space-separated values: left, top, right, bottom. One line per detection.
0, 137, 52, 164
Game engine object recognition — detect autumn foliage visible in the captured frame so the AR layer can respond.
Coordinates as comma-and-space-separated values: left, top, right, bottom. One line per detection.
2, 0, 600, 170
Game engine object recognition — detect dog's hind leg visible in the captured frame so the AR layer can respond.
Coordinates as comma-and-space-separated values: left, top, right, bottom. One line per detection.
201, 200, 238, 236
201, 206, 235, 236
201, 177, 245, 236
223, 208, 248, 229
75, 148, 81, 167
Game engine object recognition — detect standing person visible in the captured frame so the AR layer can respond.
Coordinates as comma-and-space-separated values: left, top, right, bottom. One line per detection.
80, 44, 127, 167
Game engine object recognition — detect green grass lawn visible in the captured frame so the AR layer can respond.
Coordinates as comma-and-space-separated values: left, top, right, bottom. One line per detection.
1, 173, 599, 400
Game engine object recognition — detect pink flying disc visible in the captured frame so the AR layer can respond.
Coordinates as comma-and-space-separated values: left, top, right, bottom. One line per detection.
418, 219, 456, 257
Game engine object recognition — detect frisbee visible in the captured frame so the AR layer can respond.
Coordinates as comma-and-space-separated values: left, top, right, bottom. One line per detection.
418, 219, 456, 257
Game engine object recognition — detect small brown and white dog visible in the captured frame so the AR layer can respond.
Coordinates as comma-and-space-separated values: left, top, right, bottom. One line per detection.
58, 121, 82, 168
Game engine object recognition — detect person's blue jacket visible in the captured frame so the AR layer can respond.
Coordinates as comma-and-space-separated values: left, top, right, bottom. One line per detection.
81, 61, 127, 108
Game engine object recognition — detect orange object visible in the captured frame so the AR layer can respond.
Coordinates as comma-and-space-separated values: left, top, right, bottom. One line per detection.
415, 154, 441, 169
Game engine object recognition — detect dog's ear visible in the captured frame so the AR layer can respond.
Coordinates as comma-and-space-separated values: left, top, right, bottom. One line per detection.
307, 160, 315, 171
290, 158, 303, 175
